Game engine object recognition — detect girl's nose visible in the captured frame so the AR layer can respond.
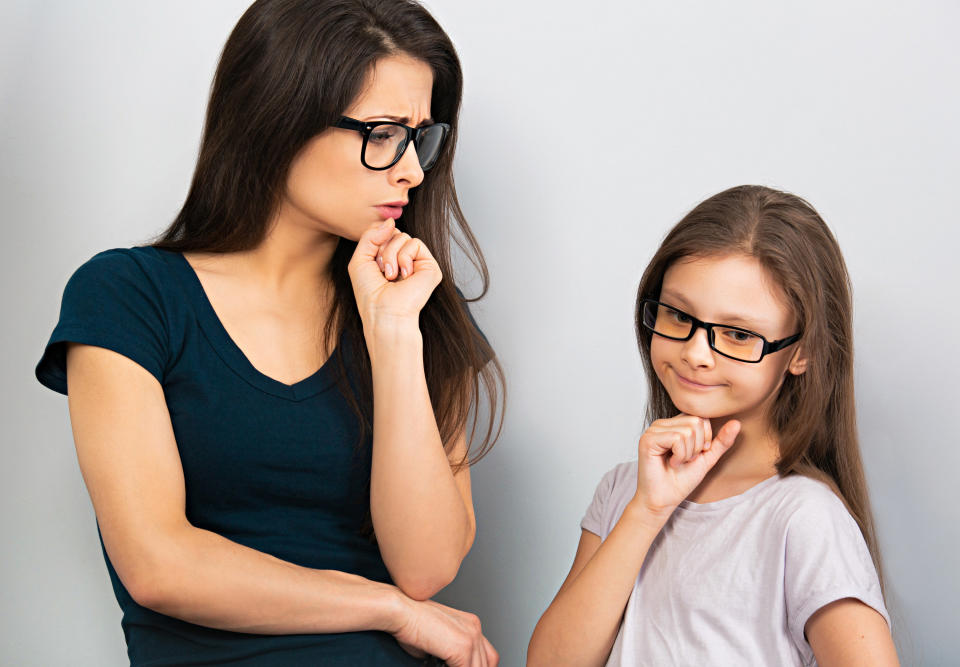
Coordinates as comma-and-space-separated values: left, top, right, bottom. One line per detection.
680, 327, 715, 369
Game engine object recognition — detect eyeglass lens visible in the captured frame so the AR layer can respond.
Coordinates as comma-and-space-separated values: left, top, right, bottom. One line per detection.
364, 124, 445, 169
642, 301, 766, 362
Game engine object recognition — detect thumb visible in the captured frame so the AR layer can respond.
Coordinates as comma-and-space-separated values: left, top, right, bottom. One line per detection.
700, 419, 741, 468
354, 218, 396, 261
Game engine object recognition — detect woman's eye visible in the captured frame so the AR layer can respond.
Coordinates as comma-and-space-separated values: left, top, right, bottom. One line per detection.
369, 130, 393, 143
668, 309, 691, 323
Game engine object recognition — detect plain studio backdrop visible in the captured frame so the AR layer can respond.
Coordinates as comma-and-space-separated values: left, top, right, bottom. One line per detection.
2, 1, 958, 664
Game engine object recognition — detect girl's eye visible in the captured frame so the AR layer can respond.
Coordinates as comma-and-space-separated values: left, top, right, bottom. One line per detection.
720, 328, 759, 345
668, 308, 691, 324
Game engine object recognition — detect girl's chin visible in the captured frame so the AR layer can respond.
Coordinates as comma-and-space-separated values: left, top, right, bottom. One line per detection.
668, 395, 729, 420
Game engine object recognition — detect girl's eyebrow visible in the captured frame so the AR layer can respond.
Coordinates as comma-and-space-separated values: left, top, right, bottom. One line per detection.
660, 289, 772, 329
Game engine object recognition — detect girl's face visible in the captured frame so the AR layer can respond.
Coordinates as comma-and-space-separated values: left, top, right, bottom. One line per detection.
650, 253, 807, 427
277, 54, 435, 241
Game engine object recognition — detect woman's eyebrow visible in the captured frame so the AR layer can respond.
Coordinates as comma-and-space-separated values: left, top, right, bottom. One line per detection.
364, 114, 435, 127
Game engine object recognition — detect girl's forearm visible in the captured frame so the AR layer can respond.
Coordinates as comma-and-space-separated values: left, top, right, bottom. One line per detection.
528, 504, 666, 666
366, 319, 473, 600
127, 523, 404, 635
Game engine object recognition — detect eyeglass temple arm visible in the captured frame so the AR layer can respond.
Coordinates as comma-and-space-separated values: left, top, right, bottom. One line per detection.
766, 332, 802, 353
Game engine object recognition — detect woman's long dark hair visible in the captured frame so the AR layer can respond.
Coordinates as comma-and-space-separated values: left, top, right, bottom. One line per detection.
152, 0, 504, 465
635, 185, 884, 594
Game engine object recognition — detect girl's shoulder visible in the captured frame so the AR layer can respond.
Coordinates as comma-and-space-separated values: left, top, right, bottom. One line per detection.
581, 461, 638, 539
767, 473, 857, 527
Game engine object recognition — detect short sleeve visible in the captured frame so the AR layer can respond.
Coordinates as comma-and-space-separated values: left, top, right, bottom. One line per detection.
783, 488, 890, 661
581, 462, 635, 538
35, 249, 170, 394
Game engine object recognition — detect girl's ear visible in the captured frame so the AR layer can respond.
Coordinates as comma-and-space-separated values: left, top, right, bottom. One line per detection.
787, 346, 808, 375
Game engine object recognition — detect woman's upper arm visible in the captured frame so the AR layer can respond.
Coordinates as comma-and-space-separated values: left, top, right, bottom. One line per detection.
806, 598, 899, 667
66, 342, 188, 604
448, 431, 477, 557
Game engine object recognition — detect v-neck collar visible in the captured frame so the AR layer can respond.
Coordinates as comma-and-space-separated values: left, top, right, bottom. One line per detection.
157, 247, 339, 402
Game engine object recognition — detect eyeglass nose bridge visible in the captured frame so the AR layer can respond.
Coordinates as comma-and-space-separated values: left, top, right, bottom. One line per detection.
680, 318, 718, 350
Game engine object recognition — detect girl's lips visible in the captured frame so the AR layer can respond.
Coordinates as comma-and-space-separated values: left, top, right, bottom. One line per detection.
674, 371, 722, 390
375, 205, 404, 220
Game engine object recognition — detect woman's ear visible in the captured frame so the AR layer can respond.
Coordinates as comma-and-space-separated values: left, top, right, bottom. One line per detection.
787, 346, 808, 375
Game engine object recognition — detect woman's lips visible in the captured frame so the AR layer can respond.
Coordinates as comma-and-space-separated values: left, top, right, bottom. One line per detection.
375, 204, 404, 220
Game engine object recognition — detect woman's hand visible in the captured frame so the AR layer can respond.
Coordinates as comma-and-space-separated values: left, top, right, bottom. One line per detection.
390, 596, 499, 667
348, 218, 442, 330
633, 415, 741, 520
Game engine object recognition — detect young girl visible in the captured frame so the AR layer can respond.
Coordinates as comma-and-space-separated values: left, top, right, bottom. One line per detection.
528, 185, 898, 666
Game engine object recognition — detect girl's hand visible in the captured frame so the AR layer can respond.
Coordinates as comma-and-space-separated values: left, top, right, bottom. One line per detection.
391, 596, 499, 667
633, 415, 741, 520
348, 218, 442, 329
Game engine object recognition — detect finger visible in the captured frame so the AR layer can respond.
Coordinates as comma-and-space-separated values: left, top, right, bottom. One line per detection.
474, 641, 486, 667
396, 238, 423, 279
355, 218, 396, 263
701, 419, 741, 468
714, 419, 741, 448
483, 636, 499, 666
684, 425, 698, 462
702, 418, 713, 451
670, 434, 686, 468
378, 231, 411, 280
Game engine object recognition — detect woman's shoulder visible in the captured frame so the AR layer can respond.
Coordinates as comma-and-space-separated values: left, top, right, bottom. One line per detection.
37, 246, 185, 394
70, 245, 171, 284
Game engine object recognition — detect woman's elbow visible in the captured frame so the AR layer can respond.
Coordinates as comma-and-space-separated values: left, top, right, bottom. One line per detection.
392, 558, 461, 601
110, 532, 186, 612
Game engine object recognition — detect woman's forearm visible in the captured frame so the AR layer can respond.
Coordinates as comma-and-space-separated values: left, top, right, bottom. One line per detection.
127, 523, 404, 635
528, 504, 666, 666
366, 318, 473, 600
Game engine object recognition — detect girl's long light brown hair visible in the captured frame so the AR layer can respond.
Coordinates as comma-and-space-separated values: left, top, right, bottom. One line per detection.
635, 185, 883, 592
152, 0, 504, 466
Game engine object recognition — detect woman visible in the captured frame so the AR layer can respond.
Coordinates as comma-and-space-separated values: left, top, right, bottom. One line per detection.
34, 0, 504, 664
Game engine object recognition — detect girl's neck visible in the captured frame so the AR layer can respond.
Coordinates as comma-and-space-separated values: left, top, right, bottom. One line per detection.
686, 416, 780, 504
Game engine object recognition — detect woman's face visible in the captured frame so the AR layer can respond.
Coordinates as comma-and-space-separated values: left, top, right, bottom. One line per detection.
649, 253, 807, 427
278, 54, 435, 241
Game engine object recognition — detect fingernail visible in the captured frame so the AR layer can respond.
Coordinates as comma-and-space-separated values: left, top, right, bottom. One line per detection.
376, 255, 383, 269
385, 263, 393, 277
400, 267, 408, 279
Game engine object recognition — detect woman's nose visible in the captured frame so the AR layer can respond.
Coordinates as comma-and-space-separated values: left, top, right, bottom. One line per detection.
389, 141, 425, 187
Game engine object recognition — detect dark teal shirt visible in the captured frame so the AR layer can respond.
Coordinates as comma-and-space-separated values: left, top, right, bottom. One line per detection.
36, 247, 434, 666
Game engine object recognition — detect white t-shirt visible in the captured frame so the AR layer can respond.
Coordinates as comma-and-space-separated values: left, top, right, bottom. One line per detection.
581, 463, 889, 666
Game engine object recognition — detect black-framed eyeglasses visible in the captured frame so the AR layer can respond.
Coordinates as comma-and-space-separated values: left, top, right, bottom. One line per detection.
639, 298, 801, 363
334, 116, 450, 171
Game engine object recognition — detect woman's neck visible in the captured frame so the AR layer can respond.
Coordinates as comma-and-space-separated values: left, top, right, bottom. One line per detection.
189, 215, 340, 300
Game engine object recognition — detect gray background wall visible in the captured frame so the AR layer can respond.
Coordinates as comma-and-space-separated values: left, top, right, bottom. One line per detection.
2, 1, 958, 664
